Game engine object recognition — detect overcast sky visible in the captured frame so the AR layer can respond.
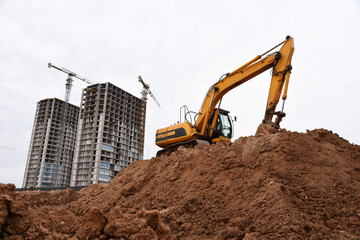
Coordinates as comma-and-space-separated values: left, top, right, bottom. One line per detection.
0, 0, 359, 187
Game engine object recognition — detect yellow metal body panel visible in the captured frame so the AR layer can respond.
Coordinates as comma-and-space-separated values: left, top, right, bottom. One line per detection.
155, 122, 198, 148
211, 136, 231, 143
209, 109, 220, 138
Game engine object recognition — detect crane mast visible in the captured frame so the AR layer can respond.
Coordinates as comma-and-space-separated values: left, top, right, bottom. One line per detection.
48, 63, 93, 102
137, 75, 161, 159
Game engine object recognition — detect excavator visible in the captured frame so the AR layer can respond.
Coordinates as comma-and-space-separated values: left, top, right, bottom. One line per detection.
155, 36, 294, 154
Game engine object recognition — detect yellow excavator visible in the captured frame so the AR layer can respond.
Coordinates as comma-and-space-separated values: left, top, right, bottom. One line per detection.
156, 36, 294, 153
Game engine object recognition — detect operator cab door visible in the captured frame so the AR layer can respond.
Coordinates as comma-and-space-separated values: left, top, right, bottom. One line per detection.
208, 108, 233, 141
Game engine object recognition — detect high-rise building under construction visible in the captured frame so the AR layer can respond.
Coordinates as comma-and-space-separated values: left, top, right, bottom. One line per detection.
70, 82, 144, 187
22, 98, 79, 188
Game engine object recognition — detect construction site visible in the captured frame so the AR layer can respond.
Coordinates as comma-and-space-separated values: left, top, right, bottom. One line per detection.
1, 35, 359, 239
1, 129, 360, 239
22, 63, 151, 190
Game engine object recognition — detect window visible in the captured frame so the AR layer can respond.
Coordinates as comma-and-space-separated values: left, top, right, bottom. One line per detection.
44, 163, 54, 168
211, 109, 232, 139
219, 113, 232, 138
100, 162, 110, 169
99, 174, 110, 180
101, 144, 113, 152
99, 168, 110, 174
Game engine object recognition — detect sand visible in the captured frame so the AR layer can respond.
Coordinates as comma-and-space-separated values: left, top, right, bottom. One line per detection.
1, 128, 359, 239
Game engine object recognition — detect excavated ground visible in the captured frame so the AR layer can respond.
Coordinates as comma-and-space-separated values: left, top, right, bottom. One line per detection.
1, 129, 360, 239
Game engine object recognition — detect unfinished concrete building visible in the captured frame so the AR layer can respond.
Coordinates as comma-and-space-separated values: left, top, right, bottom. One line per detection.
70, 82, 144, 187
22, 98, 79, 188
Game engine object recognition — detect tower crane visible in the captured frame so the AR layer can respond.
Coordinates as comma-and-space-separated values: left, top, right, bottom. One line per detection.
137, 75, 161, 158
48, 63, 93, 102
138, 75, 161, 108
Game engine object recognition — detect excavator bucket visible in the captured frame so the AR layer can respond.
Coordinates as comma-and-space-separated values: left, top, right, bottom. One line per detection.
255, 123, 278, 137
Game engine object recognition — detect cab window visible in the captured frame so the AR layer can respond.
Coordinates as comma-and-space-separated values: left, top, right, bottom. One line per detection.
211, 110, 232, 139
218, 112, 232, 138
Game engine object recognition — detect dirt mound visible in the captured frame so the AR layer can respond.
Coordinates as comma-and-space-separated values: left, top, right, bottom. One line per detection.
1, 129, 360, 239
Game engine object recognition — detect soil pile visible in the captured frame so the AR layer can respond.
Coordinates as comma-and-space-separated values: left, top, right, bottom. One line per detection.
1, 129, 360, 239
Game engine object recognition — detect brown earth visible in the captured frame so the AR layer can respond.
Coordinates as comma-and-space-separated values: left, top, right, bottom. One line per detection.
1, 128, 360, 239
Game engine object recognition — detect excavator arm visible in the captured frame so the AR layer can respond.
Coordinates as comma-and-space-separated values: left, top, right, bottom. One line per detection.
195, 36, 294, 135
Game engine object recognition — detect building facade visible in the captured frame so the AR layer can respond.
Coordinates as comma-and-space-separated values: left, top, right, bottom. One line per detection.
70, 82, 144, 187
22, 98, 79, 188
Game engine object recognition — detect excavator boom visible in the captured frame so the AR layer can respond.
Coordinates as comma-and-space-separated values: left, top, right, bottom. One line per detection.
195, 36, 294, 134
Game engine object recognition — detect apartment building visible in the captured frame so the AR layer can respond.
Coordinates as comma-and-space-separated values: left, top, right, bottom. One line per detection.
70, 82, 144, 186
22, 98, 79, 188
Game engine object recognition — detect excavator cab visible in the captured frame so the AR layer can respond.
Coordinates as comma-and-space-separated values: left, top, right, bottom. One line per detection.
207, 108, 233, 142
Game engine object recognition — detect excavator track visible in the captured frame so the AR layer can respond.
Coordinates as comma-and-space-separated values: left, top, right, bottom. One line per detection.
156, 139, 210, 157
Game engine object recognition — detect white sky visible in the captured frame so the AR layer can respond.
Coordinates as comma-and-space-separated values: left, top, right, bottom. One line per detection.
0, 0, 359, 187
